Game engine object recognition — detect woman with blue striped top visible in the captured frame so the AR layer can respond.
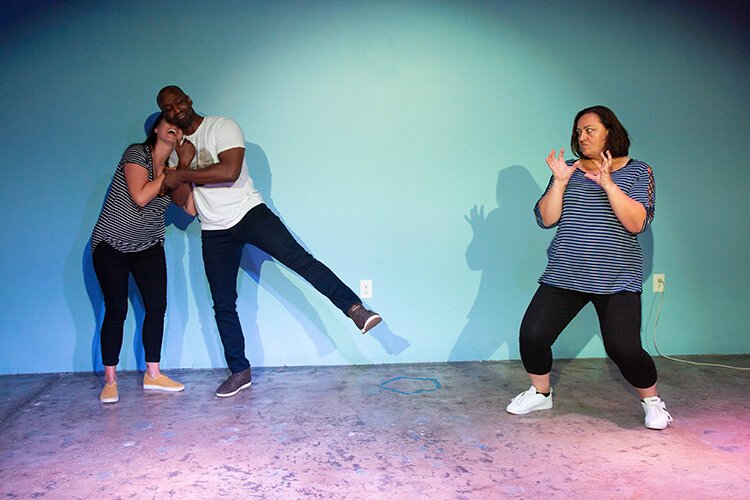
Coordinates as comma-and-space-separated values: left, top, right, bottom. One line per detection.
91, 112, 196, 403
505, 106, 673, 430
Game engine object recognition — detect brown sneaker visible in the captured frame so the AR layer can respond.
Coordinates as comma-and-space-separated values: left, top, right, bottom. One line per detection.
143, 373, 185, 392
99, 382, 118, 403
216, 368, 252, 398
347, 303, 382, 334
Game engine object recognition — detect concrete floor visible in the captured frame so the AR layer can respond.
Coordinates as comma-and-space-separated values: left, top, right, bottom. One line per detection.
1, 356, 748, 499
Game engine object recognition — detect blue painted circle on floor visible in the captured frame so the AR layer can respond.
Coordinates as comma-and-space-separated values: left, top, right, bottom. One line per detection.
378, 376, 442, 395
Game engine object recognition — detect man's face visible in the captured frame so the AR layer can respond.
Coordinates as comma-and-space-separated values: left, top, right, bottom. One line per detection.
158, 89, 194, 130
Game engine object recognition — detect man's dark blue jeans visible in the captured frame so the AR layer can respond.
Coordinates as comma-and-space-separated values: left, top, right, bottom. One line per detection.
201, 203, 360, 373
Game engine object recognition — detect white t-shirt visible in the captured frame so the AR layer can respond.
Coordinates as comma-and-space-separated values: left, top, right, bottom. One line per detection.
172, 116, 264, 230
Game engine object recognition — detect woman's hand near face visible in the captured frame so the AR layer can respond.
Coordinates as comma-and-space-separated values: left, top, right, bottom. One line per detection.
546, 149, 577, 186
536, 148, 576, 227
584, 150, 614, 188
589, 150, 647, 233
161, 138, 196, 192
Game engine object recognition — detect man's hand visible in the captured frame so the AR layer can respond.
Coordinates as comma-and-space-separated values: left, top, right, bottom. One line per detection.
176, 138, 196, 170
162, 168, 185, 192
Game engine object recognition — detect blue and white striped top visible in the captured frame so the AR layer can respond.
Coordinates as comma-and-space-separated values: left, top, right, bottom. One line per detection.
535, 159, 655, 294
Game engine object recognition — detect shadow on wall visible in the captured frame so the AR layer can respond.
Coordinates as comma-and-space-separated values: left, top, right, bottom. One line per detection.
238, 143, 409, 365
450, 165, 549, 361
449, 163, 656, 374
66, 173, 145, 376
67, 175, 110, 375
80, 241, 105, 374
236, 142, 336, 367
639, 227, 654, 289
450, 164, 641, 363
163, 200, 209, 368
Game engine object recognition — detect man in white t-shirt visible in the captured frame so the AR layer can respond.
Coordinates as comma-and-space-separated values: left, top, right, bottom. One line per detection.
158, 85, 381, 398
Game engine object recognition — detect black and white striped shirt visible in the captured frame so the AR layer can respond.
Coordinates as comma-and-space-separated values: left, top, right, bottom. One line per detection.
91, 144, 171, 254
535, 159, 655, 294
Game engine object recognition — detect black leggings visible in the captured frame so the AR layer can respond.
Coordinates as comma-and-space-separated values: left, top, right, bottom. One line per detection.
93, 242, 167, 366
519, 284, 657, 389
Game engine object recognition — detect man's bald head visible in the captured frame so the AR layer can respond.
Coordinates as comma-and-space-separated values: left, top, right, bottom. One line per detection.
157, 85, 187, 108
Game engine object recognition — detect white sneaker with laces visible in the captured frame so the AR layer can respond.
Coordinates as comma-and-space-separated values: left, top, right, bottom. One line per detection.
641, 396, 673, 430
506, 385, 553, 415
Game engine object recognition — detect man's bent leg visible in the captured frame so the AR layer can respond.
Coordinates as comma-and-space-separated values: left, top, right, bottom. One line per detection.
201, 228, 248, 373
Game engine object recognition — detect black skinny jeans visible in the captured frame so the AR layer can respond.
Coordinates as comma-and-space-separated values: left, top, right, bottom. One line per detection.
93, 242, 167, 366
519, 284, 657, 389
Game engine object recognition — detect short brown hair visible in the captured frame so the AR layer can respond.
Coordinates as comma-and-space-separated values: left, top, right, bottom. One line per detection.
570, 105, 630, 158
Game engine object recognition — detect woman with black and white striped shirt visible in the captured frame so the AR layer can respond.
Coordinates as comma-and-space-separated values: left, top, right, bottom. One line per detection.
505, 106, 673, 430
91, 112, 196, 403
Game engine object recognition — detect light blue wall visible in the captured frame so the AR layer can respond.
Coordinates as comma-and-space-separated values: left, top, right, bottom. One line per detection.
1, 1, 748, 374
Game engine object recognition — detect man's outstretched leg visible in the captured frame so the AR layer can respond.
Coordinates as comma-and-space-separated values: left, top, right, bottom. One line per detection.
241, 204, 382, 333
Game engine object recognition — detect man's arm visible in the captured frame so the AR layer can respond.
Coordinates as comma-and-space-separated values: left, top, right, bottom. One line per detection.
163, 147, 244, 190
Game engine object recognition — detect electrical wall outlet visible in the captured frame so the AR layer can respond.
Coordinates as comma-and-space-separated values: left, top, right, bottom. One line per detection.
360, 279, 372, 299
653, 273, 665, 293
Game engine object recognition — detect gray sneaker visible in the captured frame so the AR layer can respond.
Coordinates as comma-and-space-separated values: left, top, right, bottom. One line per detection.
216, 368, 252, 398
347, 303, 382, 334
